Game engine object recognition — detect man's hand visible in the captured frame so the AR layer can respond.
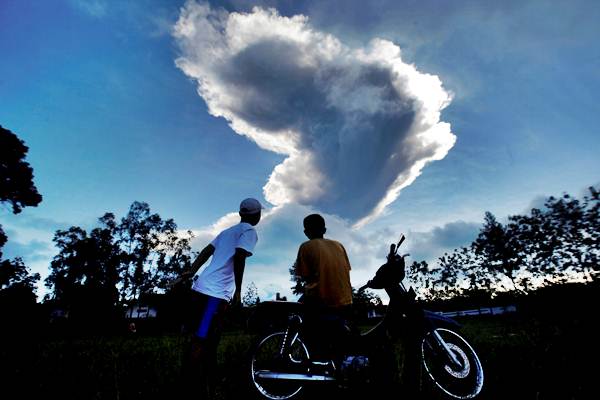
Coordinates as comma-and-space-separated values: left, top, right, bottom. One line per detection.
167, 270, 193, 290
231, 290, 242, 307
232, 248, 249, 308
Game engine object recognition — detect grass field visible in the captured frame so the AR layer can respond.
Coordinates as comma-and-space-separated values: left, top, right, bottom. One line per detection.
1, 310, 596, 400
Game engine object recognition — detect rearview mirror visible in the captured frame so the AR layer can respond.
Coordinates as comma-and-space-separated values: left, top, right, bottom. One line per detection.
396, 234, 405, 252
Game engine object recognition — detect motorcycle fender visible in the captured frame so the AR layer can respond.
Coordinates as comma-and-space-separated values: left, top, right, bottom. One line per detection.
423, 310, 461, 329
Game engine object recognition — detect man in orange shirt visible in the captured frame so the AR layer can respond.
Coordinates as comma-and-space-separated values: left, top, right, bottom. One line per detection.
295, 214, 353, 308
293, 214, 354, 361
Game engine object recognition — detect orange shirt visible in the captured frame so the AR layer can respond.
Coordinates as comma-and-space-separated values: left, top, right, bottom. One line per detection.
295, 238, 353, 307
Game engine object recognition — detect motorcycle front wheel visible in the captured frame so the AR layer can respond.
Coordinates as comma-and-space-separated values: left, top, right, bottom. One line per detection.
421, 328, 484, 399
250, 332, 310, 400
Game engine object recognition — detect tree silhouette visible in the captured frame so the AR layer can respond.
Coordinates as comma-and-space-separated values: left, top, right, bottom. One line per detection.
46, 226, 89, 305
243, 281, 260, 306
352, 286, 382, 319
0, 257, 40, 300
0, 125, 42, 214
582, 187, 600, 280
0, 125, 42, 313
510, 188, 600, 284
45, 202, 195, 324
117, 201, 194, 303
473, 212, 527, 293
409, 186, 599, 302
289, 263, 304, 296
46, 215, 122, 304
0, 257, 40, 335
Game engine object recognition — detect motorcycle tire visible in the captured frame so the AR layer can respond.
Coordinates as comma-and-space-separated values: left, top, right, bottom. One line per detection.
421, 328, 484, 399
249, 332, 311, 400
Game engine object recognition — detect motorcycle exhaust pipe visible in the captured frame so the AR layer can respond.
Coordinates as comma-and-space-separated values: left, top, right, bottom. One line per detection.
254, 370, 336, 382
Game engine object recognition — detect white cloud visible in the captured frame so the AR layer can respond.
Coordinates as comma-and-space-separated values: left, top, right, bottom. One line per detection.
406, 220, 480, 264
173, 2, 455, 225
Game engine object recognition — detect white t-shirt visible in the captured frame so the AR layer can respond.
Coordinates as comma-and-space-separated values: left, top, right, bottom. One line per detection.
192, 222, 258, 301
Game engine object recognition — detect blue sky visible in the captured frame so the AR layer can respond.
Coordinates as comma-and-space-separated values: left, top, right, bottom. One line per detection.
1, 0, 599, 301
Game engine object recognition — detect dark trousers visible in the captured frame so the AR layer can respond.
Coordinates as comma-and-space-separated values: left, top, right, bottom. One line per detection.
301, 304, 354, 361
180, 290, 228, 399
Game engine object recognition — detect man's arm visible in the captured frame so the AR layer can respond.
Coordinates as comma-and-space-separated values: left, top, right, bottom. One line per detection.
169, 244, 214, 288
295, 245, 316, 283
293, 247, 312, 301
189, 244, 215, 275
232, 247, 251, 306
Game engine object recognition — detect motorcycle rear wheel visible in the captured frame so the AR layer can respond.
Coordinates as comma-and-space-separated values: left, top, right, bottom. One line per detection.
250, 332, 310, 400
421, 328, 484, 399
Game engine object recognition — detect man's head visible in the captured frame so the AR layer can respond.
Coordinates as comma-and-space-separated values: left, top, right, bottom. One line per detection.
303, 214, 326, 239
239, 198, 262, 226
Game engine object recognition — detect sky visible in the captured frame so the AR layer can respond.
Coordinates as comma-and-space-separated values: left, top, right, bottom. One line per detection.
1, 0, 599, 302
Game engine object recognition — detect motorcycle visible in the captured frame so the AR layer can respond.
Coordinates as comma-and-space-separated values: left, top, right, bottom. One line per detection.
247, 235, 484, 399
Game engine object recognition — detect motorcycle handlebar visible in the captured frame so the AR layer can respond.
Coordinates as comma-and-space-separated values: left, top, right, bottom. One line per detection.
390, 234, 405, 257
396, 234, 405, 250
363, 235, 408, 292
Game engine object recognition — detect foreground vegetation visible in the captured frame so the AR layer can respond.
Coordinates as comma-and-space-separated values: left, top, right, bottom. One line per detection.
2, 292, 596, 400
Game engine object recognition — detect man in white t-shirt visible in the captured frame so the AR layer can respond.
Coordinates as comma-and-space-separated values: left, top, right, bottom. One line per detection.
176, 197, 262, 398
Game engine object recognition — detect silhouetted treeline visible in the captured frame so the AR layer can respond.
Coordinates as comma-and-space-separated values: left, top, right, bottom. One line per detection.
409, 186, 600, 302
42, 201, 196, 334
0, 125, 43, 336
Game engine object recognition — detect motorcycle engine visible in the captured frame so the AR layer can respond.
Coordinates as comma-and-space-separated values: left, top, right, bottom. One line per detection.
339, 355, 370, 382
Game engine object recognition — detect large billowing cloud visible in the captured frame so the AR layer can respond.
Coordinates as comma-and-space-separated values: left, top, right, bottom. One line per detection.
173, 1, 455, 226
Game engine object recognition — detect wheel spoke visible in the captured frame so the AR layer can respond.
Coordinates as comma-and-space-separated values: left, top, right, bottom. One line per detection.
421, 328, 484, 399
251, 332, 310, 400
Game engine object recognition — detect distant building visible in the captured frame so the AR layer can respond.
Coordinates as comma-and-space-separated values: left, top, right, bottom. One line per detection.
437, 305, 517, 317
125, 305, 157, 319
275, 292, 287, 301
